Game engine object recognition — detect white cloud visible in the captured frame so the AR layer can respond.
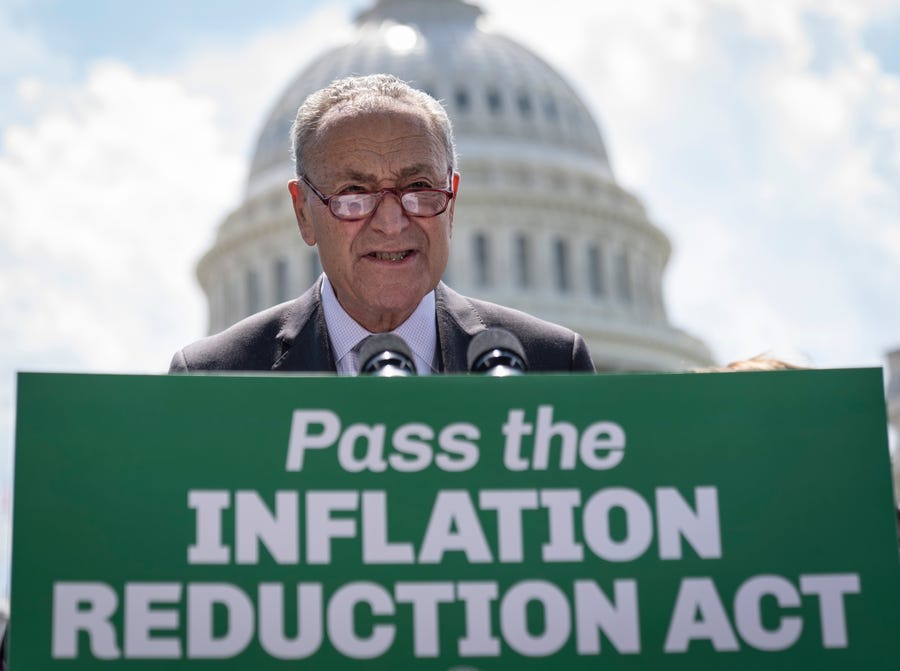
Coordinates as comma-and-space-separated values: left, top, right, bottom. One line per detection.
174, 7, 355, 163
0, 5, 364, 595
0, 10, 57, 80
0, 62, 243, 372
0, 9, 74, 135
483, 0, 900, 368
15, 77, 43, 105
0, 5, 357, 379
0, 61, 247, 551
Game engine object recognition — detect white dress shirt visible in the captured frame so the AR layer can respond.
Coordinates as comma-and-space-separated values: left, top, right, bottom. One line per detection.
320, 275, 438, 375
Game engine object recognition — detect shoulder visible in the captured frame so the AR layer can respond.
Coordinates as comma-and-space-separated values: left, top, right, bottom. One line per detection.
169, 286, 320, 372
437, 284, 595, 372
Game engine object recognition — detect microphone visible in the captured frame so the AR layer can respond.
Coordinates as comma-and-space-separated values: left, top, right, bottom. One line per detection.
358, 333, 417, 377
467, 328, 528, 376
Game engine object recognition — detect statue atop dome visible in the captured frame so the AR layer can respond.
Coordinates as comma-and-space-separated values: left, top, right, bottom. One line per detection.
355, 0, 483, 27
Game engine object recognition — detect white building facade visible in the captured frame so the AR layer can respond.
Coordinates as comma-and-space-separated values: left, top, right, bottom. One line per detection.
197, 0, 712, 371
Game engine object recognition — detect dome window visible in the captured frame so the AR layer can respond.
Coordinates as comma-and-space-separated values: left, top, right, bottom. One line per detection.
517, 93, 533, 118
486, 88, 503, 115
514, 234, 531, 288
274, 257, 290, 304
588, 244, 605, 297
636, 264, 650, 307
550, 171, 566, 191
246, 268, 261, 315
614, 252, 632, 304
553, 237, 570, 292
544, 97, 559, 122
455, 88, 470, 112
224, 279, 237, 328
473, 233, 491, 286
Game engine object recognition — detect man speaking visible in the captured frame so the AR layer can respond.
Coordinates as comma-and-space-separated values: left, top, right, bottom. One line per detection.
170, 74, 594, 374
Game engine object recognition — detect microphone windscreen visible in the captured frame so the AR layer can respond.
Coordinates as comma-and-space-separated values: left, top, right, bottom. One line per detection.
359, 333, 416, 374
467, 327, 528, 372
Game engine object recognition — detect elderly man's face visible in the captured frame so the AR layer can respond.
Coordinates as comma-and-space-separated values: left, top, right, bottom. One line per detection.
289, 105, 458, 332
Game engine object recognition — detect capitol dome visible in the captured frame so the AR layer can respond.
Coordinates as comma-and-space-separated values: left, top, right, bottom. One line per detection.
197, 0, 713, 370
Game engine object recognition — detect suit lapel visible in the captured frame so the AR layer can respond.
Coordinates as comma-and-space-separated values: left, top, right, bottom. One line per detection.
271, 279, 336, 372
435, 282, 485, 373
270, 281, 480, 373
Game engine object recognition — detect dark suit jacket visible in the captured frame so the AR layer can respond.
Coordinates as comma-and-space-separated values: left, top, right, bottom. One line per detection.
170, 280, 594, 373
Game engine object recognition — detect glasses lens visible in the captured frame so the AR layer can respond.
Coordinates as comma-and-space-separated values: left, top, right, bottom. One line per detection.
329, 189, 451, 220
330, 194, 376, 220
402, 191, 450, 216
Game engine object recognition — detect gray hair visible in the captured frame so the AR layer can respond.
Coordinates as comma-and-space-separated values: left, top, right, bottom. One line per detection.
290, 73, 457, 177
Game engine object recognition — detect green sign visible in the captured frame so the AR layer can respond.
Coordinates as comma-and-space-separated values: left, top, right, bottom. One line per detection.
11, 369, 900, 668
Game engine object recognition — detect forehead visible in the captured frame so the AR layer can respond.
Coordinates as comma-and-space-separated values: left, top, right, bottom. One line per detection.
308, 104, 448, 181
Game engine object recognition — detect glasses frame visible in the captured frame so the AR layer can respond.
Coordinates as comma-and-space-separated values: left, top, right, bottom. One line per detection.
299, 169, 455, 221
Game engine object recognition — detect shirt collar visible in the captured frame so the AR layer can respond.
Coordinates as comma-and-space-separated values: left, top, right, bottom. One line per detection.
320, 275, 438, 375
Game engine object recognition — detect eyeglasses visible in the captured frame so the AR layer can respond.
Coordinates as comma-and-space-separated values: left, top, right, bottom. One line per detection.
300, 171, 454, 221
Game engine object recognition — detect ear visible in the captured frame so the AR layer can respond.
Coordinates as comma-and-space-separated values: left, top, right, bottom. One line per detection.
288, 179, 317, 246
447, 171, 460, 237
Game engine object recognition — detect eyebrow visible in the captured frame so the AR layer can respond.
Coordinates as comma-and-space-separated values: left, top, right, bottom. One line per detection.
396, 164, 440, 180
337, 164, 443, 184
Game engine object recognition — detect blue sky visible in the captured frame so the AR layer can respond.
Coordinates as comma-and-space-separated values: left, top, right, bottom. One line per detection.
4, 0, 341, 64
2, 0, 900, 597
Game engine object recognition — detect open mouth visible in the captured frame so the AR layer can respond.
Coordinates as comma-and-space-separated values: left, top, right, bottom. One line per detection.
369, 250, 412, 261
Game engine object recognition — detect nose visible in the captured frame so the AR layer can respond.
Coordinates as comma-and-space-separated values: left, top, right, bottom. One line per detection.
368, 190, 409, 235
